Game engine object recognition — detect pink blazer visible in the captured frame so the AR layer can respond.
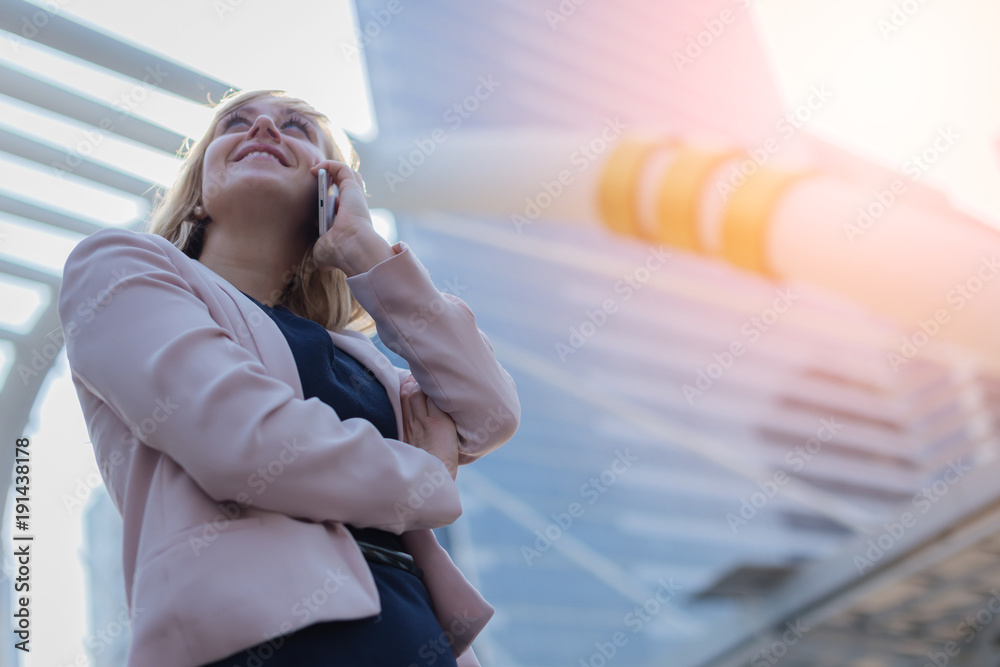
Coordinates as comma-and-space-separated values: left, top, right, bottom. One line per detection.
57, 227, 520, 667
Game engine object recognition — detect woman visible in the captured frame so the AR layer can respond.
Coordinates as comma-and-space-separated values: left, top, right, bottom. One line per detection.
57, 89, 520, 667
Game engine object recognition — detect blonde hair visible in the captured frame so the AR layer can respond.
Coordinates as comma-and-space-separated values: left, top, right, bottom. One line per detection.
144, 89, 377, 337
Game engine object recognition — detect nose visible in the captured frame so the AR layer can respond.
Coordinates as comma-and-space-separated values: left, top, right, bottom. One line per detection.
247, 114, 280, 141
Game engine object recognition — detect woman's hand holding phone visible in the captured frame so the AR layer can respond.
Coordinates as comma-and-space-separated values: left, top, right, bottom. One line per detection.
399, 375, 460, 481
309, 160, 395, 277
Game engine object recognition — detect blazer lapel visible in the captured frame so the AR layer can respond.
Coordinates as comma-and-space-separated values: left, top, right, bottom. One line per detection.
190, 257, 404, 440
192, 260, 304, 400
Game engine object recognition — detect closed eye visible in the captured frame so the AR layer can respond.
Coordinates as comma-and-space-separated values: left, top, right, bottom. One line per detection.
222, 112, 315, 141
282, 115, 312, 135
282, 115, 318, 143
223, 112, 249, 129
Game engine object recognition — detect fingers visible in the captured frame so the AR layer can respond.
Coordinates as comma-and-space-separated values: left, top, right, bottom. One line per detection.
309, 159, 345, 175
402, 376, 450, 422
310, 160, 366, 193
400, 380, 412, 424
400, 378, 419, 443
400, 377, 428, 422
407, 385, 429, 421
400, 375, 417, 403
423, 395, 447, 417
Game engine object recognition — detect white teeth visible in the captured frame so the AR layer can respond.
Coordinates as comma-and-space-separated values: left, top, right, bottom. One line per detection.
243, 151, 279, 162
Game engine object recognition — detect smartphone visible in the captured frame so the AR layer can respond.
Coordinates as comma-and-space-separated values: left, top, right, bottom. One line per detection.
317, 169, 338, 236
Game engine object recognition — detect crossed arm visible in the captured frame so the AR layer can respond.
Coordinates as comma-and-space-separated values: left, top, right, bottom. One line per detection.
58, 228, 520, 533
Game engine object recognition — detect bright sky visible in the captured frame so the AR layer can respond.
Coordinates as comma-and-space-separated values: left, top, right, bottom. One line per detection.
3, 1, 1000, 666
755, 0, 1000, 227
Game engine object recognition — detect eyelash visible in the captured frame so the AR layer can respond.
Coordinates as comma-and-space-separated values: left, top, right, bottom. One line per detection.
224, 112, 313, 137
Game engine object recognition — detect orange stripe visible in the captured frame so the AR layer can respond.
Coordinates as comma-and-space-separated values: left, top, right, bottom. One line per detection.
657, 147, 741, 251
597, 137, 667, 238
720, 167, 815, 275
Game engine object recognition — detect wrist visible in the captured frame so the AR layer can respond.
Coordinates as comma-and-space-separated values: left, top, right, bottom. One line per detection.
340, 234, 396, 277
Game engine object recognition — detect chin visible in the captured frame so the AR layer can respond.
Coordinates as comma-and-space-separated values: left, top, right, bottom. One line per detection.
227, 172, 303, 198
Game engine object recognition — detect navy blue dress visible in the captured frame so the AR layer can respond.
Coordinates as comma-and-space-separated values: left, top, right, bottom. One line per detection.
198, 293, 458, 667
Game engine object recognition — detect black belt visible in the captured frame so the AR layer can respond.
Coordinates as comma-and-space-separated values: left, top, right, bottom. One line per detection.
355, 540, 424, 581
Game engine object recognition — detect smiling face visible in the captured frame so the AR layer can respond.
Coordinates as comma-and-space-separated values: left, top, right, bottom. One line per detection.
201, 95, 331, 234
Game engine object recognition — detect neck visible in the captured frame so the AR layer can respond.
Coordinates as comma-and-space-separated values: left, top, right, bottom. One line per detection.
197, 217, 311, 307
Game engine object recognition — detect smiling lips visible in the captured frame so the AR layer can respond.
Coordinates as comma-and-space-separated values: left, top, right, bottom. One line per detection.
234, 143, 288, 166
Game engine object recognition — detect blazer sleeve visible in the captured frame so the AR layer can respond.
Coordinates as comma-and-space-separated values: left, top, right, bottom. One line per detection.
345, 242, 520, 465
57, 228, 461, 533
